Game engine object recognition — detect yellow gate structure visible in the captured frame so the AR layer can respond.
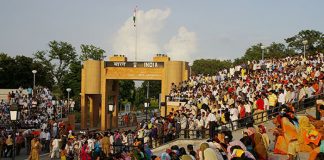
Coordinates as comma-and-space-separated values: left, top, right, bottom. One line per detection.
81, 54, 189, 130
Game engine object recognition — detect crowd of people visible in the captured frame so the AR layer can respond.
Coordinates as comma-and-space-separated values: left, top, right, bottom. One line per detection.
0, 52, 324, 159
0, 86, 75, 159
166, 53, 324, 139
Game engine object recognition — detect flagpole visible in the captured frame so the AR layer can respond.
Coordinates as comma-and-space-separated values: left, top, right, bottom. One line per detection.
134, 6, 138, 62
135, 20, 138, 62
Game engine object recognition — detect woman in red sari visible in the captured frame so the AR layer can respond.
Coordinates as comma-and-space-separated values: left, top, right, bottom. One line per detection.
80, 141, 91, 160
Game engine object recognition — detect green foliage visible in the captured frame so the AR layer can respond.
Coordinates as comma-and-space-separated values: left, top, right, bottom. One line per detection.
131, 80, 161, 109
0, 53, 54, 88
191, 59, 232, 75
285, 30, 324, 54
149, 98, 159, 108
80, 44, 105, 61
119, 80, 135, 102
61, 61, 82, 102
134, 84, 146, 110
143, 80, 161, 99
34, 41, 77, 96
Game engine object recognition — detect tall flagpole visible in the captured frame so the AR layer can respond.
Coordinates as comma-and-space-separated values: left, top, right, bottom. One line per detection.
135, 19, 138, 62
133, 6, 138, 62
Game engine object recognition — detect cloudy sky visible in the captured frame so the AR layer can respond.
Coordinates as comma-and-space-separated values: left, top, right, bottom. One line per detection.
0, 0, 323, 63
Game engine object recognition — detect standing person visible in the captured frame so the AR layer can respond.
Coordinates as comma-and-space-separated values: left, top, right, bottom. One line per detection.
52, 122, 58, 138
180, 113, 188, 138
80, 141, 91, 160
195, 115, 204, 138
101, 133, 110, 157
39, 129, 46, 151
125, 114, 129, 127
29, 137, 42, 160
25, 131, 33, 155
254, 95, 265, 123
16, 132, 24, 155
5, 135, 13, 158
229, 105, 239, 130
70, 100, 75, 112
45, 130, 51, 152
268, 90, 278, 118
0, 136, 4, 158
51, 136, 60, 159
206, 110, 217, 140
93, 138, 101, 160
278, 89, 286, 107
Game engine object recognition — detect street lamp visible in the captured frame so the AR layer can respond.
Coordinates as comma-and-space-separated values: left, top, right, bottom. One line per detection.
302, 40, 308, 59
66, 88, 71, 114
10, 105, 19, 160
261, 45, 266, 62
108, 104, 114, 129
144, 102, 150, 122
32, 70, 37, 89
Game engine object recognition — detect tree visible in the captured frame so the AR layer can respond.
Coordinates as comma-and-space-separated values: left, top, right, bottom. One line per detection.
191, 59, 232, 75
241, 43, 264, 62
143, 80, 161, 99
31, 61, 55, 89
61, 61, 82, 110
266, 42, 290, 59
34, 41, 77, 95
0, 53, 54, 89
80, 44, 105, 61
285, 30, 324, 54
134, 85, 146, 109
119, 80, 135, 102
0, 53, 16, 88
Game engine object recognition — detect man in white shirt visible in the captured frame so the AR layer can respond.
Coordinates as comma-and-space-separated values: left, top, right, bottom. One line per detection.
229, 106, 239, 130
39, 129, 46, 151
206, 110, 217, 140
195, 116, 204, 138
180, 113, 188, 138
87, 136, 95, 151
278, 89, 286, 106
285, 87, 294, 104
51, 137, 61, 159
45, 130, 51, 152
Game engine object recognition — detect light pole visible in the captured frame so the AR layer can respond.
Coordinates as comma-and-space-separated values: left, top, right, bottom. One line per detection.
108, 104, 114, 129
32, 70, 37, 89
10, 104, 19, 160
261, 45, 266, 62
146, 81, 149, 99
144, 102, 149, 122
66, 88, 71, 114
59, 100, 62, 119
302, 40, 308, 59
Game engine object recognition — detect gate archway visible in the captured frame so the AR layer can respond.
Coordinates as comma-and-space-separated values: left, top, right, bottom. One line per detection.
81, 55, 189, 130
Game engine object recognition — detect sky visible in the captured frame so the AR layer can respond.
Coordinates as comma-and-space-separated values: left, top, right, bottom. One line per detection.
0, 0, 323, 63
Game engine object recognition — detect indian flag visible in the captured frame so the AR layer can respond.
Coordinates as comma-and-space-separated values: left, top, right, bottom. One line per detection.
133, 6, 137, 27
